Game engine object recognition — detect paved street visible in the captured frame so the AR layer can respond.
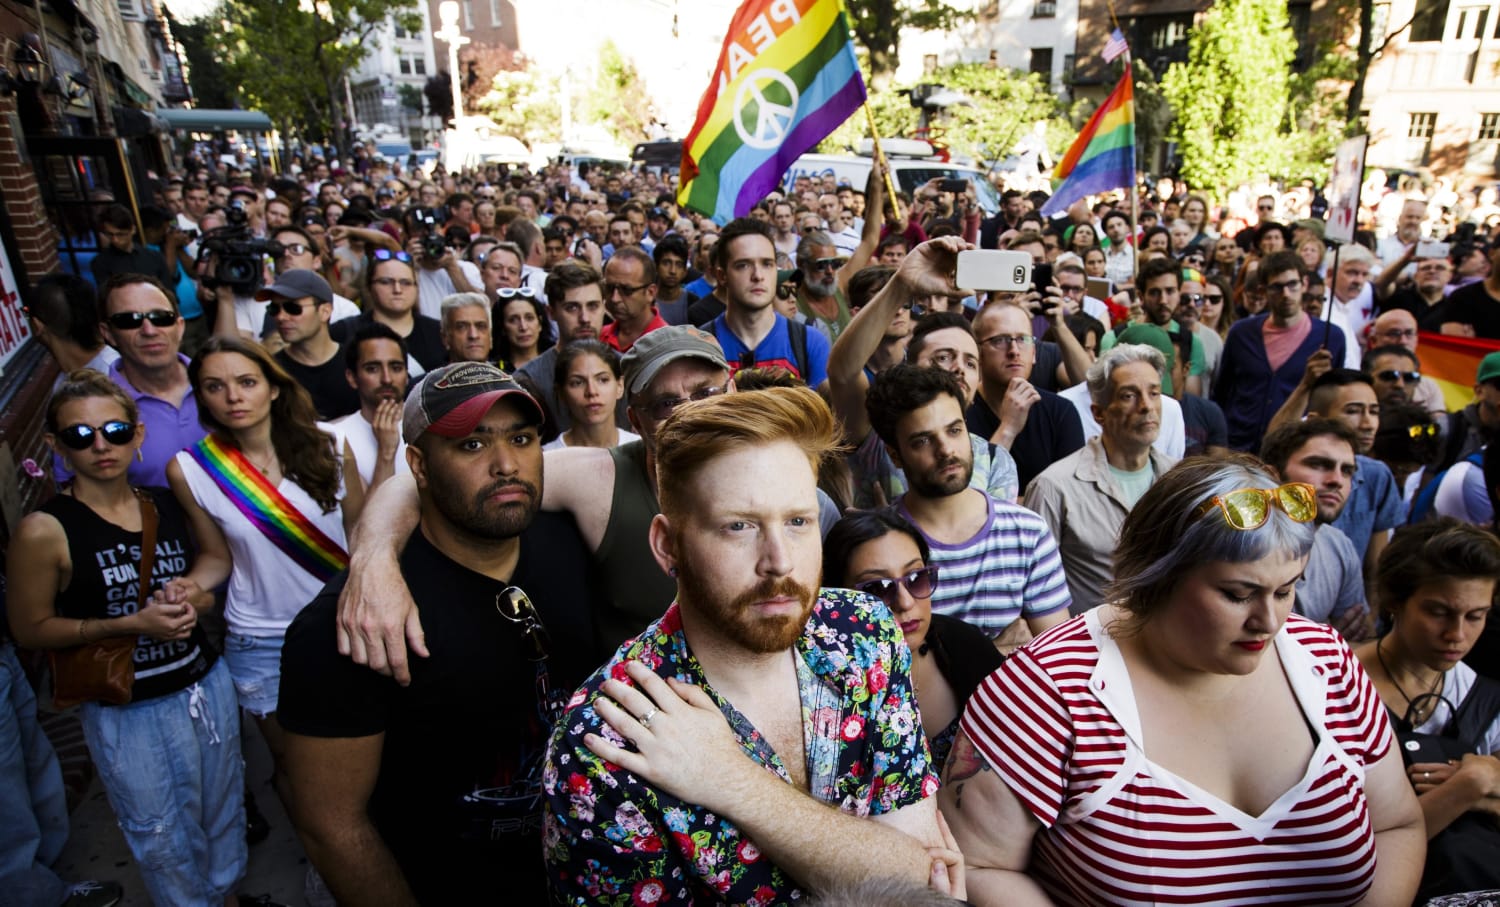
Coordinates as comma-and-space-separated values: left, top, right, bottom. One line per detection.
52, 718, 308, 907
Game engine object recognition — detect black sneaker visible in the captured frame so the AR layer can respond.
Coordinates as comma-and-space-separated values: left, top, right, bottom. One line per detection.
244, 786, 271, 846
62, 881, 123, 907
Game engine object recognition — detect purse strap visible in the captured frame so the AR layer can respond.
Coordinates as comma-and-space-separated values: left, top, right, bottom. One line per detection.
133, 488, 159, 611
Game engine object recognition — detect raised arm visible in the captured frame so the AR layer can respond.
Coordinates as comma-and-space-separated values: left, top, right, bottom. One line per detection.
335, 473, 424, 684
835, 164, 886, 298
1265, 348, 1332, 436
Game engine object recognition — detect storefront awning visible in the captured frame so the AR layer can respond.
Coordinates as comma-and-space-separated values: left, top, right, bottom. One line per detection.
155, 108, 274, 132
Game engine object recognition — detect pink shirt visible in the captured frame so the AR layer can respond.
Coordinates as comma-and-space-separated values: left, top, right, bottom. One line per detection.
1262, 315, 1313, 373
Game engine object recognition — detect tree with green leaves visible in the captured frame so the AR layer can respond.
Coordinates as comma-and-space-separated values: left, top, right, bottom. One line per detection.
212, 0, 422, 159
166, 10, 234, 110
1161, 0, 1297, 193
475, 68, 562, 147
844, 0, 971, 88
585, 41, 656, 146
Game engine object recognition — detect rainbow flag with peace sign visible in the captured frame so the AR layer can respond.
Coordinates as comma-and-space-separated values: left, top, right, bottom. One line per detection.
678, 0, 866, 225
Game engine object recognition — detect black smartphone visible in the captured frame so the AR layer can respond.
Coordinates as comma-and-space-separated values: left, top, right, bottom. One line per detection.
1032, 263, 1053, 291
940, 178, 968, 194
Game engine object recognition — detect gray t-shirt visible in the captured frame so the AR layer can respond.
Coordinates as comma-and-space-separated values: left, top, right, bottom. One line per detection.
1295, 524, 1365, 625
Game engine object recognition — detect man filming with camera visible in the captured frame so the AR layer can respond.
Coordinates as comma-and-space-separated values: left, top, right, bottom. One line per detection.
198, 198, 288, 346
403, 207, 481, 320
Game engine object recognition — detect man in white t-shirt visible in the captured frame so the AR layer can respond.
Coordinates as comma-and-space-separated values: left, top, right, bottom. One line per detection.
330, 322, 411, 493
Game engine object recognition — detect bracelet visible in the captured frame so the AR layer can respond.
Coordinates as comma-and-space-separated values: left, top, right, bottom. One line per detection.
78, 618, 90, 643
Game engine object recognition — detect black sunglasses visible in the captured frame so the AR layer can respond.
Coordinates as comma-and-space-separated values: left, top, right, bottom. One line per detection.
496, 586, 550, 662
267, 299, 322, 317
106, 309, 179, 330
57, 420, 135, 450
853, 566, 939, 608
1376, 369, 1421, 383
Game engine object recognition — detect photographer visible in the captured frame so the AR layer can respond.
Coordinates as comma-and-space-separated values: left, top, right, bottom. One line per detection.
193, 200, 284, 345
403, 207, 480, 320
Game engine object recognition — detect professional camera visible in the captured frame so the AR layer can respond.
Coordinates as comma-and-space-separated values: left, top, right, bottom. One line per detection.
410, 207, 447, 260
197, 199, 283, 296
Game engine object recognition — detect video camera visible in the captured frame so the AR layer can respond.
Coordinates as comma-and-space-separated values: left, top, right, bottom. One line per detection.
197, 200, 282, 296
410, 207, 447, 260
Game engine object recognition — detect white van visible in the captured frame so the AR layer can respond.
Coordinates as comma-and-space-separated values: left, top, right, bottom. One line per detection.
783, 139, 1001, 215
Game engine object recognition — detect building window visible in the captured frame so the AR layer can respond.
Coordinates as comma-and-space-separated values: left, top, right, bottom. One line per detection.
1456, 6, 1489, 38
414, 57, 426, 75
463, 0, 474, 29
490, 0, 503, 25
1410, 0, 1450, 41
1408, 112, 1437, 165
399, 57, 411, 75
1468, 114, 1500, 175
1030, 48, 1054, 77
1033, 0, 1057, 17
1480, 112, 1500, 140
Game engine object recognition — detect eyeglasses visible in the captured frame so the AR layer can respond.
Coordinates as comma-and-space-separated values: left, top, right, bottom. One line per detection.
267, 299, 321, 317
776, 283, 797, 300
371, 249, 413, 264
277, 243, 311, 258
56, 420, 136, 450
810, 257, 841, 272
1183, 293, 1204, 306
496, 286, 537, 300
602, 280, 651, 298
1377, 328, 1418, 341
1264, 278, 1303, 294
371, 277, 416, 290
1203, 293, 1225, 304
1197, 483, 1317, 530
1406, 423, 1439, 439
638, 383, 727, 421
1375, 369, 1421, 384
979, 334, 1036, 351
106, 309, 180, 330
853, 566, 939, 608
1057, 284, 1085, 297
495, 586, 550, 662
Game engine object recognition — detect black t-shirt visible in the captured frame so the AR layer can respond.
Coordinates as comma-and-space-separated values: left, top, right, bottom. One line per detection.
331, 311, 448, 372
278, 512, 605, 903
275, 345, 359, 420
1381, 288, 1446, 328
1436, 281, 1500, 339
966, 387, 1085, 492
1181, 394, 1229, 458
91, 245, 174, 287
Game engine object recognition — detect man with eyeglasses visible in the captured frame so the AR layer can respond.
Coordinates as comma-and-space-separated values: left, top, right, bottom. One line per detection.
1215, 251, 1347, 451
271, 226, 361, 322
600, 247, 667, 353
1367, 310, 1447, 422
1432, 240, 1500, 339
263, 269, 359, 419
1362, 343, 1424, 411
279, 363, 602, 906
1026, 343, 1177, 614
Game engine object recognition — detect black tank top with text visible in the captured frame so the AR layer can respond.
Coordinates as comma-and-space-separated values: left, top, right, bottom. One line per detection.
40, 488, 216, 703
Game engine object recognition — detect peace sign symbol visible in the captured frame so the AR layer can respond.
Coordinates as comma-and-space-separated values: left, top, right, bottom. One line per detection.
733, 69, 802, 150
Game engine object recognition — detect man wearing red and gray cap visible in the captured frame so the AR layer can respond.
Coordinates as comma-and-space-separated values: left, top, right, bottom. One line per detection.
279, 361, 603, 906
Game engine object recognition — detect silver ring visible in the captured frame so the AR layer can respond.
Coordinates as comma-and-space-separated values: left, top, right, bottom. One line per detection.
639, 707, 659, 729
1424, 771, 1431, 781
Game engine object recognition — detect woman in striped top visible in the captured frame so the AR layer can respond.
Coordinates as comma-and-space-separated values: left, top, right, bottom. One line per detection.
938, 455, 1425, 906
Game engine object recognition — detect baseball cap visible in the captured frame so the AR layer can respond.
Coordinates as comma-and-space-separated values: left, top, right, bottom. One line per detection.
1113, 325, 1177, 374
254, 269, 332, 304
1477, 352, 1500, 387
402, 361, 545, 444
621, 325, 728, 397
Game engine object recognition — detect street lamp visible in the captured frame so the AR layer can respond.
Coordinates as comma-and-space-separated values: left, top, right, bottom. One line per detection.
433, 1, 468, 128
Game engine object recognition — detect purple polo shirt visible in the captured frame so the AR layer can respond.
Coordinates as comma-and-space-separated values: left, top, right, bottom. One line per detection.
52, 355, 204, 489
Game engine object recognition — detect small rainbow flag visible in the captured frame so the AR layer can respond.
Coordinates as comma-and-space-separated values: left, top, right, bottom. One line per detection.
1040, 69, 1135, 217
678, 0, 866, 225
1416, 331, 1496, 410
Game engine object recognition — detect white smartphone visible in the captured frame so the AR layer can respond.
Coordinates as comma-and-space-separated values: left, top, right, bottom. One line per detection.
1415, 240, 1450, 259
956, 250, 1032, 292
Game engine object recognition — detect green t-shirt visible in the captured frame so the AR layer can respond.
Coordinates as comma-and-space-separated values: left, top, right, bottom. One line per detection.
1100, 319, 1204, 396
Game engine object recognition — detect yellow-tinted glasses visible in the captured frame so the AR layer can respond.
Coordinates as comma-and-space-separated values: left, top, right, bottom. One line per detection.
1196, 483, 1317, 530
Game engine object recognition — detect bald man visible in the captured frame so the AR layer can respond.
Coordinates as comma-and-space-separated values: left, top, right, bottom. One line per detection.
1368, 309, 1446, 424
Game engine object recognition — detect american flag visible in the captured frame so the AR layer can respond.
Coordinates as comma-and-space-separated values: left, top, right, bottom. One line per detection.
1102, 28, 1129, 63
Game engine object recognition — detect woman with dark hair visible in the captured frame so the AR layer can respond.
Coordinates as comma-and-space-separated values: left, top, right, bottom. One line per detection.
1255, 221, 1292, 256
8, 370, 245, 906
1198, 273, 1237, 340
823, 509, 1002, 767
1065, 223, 1098, 257
543, 340, 639, 451
941, 455, 1425, 905
166, 336, 354, 800
492, 288, 552, 371
1355, 518, 1500, 902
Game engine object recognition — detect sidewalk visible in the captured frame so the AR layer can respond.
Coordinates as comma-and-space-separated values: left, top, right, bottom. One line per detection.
52, 717, 308, 906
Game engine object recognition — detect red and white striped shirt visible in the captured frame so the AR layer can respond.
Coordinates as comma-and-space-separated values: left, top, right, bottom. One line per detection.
962, 611, 1393, 906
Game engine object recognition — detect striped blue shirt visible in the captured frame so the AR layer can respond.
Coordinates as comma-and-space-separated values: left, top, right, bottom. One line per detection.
900, 492, 1072, 639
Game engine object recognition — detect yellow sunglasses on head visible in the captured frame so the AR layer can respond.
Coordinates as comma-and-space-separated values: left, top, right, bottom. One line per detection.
1196, 483, 1317, 530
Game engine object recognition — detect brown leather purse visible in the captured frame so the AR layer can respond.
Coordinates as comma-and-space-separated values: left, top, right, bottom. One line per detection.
49, 489, 158, 710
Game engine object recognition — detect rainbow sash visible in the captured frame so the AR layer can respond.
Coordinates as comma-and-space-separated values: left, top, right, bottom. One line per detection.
187, 435, 349, 582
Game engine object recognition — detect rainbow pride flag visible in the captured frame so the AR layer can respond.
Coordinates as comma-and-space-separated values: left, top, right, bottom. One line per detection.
678, 0, 866, 224
186, 434, 349, 582
1416, 331, 1498, 410
1040, 69, 1135, 217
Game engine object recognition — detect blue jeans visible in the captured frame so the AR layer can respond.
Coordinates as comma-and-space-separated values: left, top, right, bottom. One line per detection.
81, 660, 246, 906
222, 632, 283, 718
0, 642, 70, 907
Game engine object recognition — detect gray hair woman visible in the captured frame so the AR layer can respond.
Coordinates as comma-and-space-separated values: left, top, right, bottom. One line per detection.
939, 455, 1426, 906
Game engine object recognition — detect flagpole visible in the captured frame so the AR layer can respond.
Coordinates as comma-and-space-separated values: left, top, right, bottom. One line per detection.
1127, 55, 1138, 285
863, 102, 904, 227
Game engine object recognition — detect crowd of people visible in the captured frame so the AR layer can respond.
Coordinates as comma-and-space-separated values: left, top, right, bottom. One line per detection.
3, 141, 1500, 907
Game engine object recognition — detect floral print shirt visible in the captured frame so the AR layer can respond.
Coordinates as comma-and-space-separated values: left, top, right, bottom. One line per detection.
542, 588, 938, 906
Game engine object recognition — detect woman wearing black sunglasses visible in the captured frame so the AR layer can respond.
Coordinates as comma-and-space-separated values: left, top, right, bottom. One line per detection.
822, 509, 1002, 768
7, 369, 246, 905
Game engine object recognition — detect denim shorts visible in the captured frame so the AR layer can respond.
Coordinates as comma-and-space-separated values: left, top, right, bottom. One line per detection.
223, 631, 284, 718
80, 659, 247, 905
